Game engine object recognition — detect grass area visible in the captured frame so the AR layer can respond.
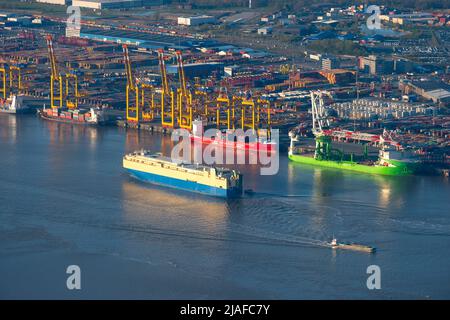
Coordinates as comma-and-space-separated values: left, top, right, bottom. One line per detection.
307, 39, 368, 57
0, 0, 67, 14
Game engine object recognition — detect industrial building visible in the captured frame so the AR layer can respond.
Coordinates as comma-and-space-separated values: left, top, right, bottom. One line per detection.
71, 0, 160, 10
79, 28, 208, 49
359, 55, 415, 75
400, 80, 450, 106
257, 27, 273, 36
359, 55, 394, 75
321, 57, 340, 71
167, 62, 224, 79
36, 0, 71, 5
0, 13, 34, 27
380, 13, 436, 25
330, 98, 433, 120
177, 16, 217, 26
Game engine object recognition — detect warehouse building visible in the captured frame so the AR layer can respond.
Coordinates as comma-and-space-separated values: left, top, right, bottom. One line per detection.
79, 28, 209, 50
167, 62, 224, 79
401, 80, 450, 106
177, 15, 217, 26
36, 0, 71, 5
72, 0, 161, 10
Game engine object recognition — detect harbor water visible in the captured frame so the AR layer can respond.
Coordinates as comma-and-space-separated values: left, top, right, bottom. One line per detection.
0, 114, 449, 299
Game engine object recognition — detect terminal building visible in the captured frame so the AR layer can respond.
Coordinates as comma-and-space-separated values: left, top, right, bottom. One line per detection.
78, 28, 214, 50
177, 15, 217, 26
36, 0, 161, 8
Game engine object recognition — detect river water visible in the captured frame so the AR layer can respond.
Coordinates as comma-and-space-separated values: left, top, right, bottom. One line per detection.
0, 114, 449, 299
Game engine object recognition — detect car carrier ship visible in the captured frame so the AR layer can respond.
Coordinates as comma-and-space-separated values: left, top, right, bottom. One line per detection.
123, 150, 243, 198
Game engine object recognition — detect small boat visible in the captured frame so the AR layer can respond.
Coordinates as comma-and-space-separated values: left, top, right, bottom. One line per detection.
244, 189, 255, 196
329, 238, 376, 254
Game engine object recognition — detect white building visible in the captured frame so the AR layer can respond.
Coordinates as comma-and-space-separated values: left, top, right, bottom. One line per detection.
36, 0, 71, 5
71, 0, 157, 9
177, 15, 217, 26
257, 27, 272, 35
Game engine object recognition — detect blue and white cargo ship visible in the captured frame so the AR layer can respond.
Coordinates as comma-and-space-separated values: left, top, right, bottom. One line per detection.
123, 150, 243, 198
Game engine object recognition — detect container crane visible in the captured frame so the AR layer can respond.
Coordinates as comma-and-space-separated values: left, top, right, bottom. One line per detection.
311, 90, 331, 137
140, 82, 155, 122
175, 50, 192, 130
46, 35, 63, 109
216, 86, 233, 130
256, 97, 272, 140
240, 90, 257, 131
122, 44, 139, 122
8, 65, 22, 94
0, 66, 7, 99
65, 72, 79, 109
193, 87, 212, 119
158, 49, 175, 127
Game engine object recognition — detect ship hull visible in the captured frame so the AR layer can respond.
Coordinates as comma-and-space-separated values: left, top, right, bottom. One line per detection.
0, 108, 32, 114
288, 153, 416, 176
190, 135, 275, 152
38, 112, 100, 126
126, 168, 241, 198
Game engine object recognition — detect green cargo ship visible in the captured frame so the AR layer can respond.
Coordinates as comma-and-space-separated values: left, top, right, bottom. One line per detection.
289, 135, 419, 176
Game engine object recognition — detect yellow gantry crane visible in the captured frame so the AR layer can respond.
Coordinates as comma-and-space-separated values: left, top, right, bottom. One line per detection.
216, 87, 234, 130
9, 66, 22, 94
140, 82, 155, 122
65, 73, 79, 109
175, 50, 192, 130
122, 44, 139, 122
192, 77, 212, 118
46, 35, 63, 109
158, 49, 175, 127
257, 97, 272, 140
237, 92, 272, 139
46, 35, 80, 110
0, 66, 7, 99
240, 91, 257, 131
1, 64, 23, 100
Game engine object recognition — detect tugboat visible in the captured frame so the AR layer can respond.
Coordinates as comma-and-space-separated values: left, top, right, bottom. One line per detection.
329, 238, 376, 254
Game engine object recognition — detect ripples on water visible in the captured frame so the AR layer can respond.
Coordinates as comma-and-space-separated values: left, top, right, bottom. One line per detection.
1, 115, 450, 298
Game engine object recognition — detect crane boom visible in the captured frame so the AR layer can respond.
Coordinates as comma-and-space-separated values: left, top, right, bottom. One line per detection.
0, 66, 6, 99
122, 45, 135, 91
46, 35, 59, 79
158, 49, 169, 94
311, 91, 331, 136
175, 51, 187, 97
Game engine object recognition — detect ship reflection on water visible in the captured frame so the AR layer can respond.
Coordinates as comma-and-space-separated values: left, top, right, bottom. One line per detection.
121, 180, 232, 234
0, 113, 18, 143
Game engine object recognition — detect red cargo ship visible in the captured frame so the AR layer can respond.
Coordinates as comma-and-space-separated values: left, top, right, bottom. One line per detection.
189, 120, 276, 152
